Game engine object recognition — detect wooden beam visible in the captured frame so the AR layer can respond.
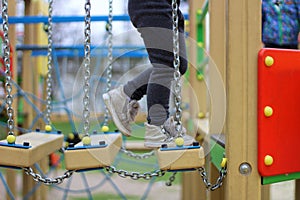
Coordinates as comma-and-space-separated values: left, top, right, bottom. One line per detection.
224, 0, 262, 199
208, 0, 226, 199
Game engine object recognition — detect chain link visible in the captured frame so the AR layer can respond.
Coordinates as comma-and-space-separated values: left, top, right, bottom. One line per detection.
83, 0, 91, 136
198, 166, 227, 191
165, 172, 177, 186
23, 167, 74, 185
103, 0, 113, 126
2, 0, 14, 136
45, 0, 53, 125
172, 0, 183, 136
120, 147, 155, 160
105, 166, 165, 180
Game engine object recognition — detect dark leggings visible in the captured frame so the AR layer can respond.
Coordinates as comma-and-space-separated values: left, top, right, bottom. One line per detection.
123, 0, 187, 126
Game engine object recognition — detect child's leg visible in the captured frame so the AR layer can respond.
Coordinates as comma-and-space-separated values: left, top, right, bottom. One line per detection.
125, 0, 187, 126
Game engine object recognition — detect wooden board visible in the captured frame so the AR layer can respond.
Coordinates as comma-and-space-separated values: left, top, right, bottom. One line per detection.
0, 132, 64, 167
156, 145, 205, 170
64, 133, 122, 170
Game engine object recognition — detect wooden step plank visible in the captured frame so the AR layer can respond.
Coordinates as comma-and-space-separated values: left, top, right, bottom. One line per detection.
0, 132, 64, 167
124, 141, 151, 151
64, 133, 122, 170
156, 145, 205, 170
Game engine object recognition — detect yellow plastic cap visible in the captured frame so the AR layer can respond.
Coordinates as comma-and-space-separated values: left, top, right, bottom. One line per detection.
7, 135, 16, 144
175, 137, 184, 147
265, 56, 274, 67
264, 155, 274, 166
82, 136, 91, 146
101, 125, 109, 132
264, 106, 273, 117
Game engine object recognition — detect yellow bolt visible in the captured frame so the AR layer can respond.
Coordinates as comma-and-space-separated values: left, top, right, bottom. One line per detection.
68, 133, 75, 140
198, 112, 205, 119
197, 74, 204, 81
197, 9, 202, 15
82, 136, 91, 146
264, 106, 273, 117
45, 125, 52, 132
175, 137, 184, 147
265, 56, 274, 67
264, 155, 274, 166
197, 42, 204, 48
7, 135, 16, 144
220, 158, 227, 168
101, 125, 109, 132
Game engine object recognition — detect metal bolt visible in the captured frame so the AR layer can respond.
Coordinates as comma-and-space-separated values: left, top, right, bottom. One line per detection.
239, 162, 252, 176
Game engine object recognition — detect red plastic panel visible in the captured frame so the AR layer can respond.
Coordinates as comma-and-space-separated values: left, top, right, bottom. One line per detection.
258, 48, 300, 177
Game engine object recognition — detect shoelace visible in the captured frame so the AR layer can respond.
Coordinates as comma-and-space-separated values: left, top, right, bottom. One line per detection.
127, 100, 140, 122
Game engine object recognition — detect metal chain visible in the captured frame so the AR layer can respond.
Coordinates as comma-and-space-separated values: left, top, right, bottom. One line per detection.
23, 167, 74, 185
198, 166, 227, 191
103, 0, 113, 126
105, 166, 165, 180
165, 172, 177, 186
120, 147, 155, 159
45, 0, 53, 125
172, 0, 183, 136
2, 0, 14, 136
83, 0, 91, 136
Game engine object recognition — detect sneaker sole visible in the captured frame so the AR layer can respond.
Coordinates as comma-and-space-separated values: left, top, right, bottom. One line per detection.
103, 93, 131, 136
144, 140, 194, 148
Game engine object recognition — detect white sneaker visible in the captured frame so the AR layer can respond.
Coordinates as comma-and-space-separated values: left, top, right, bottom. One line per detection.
103, 86, 139, 136
144, 117, 195, 148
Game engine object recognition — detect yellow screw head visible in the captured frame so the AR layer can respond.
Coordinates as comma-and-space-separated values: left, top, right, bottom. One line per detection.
220, 158, 227, 168
175, 137, 184, 147
198, 112, 205, 119
82, 136, 91, 146
7, 135, 16, 144
265, 56, 274, 67
264, 106, 273, 117
197, 74, 204, 81
68, 133, 75, 140
45, 125, 52, 132
264, 155, 274, 166
197, 42, 204, 48
101, 125, 109, 132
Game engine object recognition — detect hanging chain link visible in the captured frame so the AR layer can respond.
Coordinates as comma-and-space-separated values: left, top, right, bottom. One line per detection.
45, 0, 53, 125
198, 165, 227, 191
103, 0, 113, 126
2, 0, 14, 136
165, 172, 177, 186
120, 147, 155, 159
83, 0, 91, 136
105, 166, 165, 180
23, 167, 74, 185
172, 0, 183, 136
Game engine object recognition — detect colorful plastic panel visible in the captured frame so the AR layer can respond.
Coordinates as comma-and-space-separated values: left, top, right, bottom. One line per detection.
258, 48, 300, 177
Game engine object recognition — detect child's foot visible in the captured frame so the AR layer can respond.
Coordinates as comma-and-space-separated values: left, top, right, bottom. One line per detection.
144, 117, 195, 148
103, 86, 139, 136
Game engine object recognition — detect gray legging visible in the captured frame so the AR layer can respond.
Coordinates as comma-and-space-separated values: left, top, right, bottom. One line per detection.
123, 0, 187, 126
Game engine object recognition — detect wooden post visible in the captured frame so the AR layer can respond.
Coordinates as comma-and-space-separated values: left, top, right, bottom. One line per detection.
181, 0, 207, 199
224, 0, 262, 199
22, 1, 38, 199
208, 0, 226, 199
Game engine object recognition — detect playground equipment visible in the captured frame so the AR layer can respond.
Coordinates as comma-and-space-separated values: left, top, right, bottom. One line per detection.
5, 0, 299, 199
0, 1, 228, 199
